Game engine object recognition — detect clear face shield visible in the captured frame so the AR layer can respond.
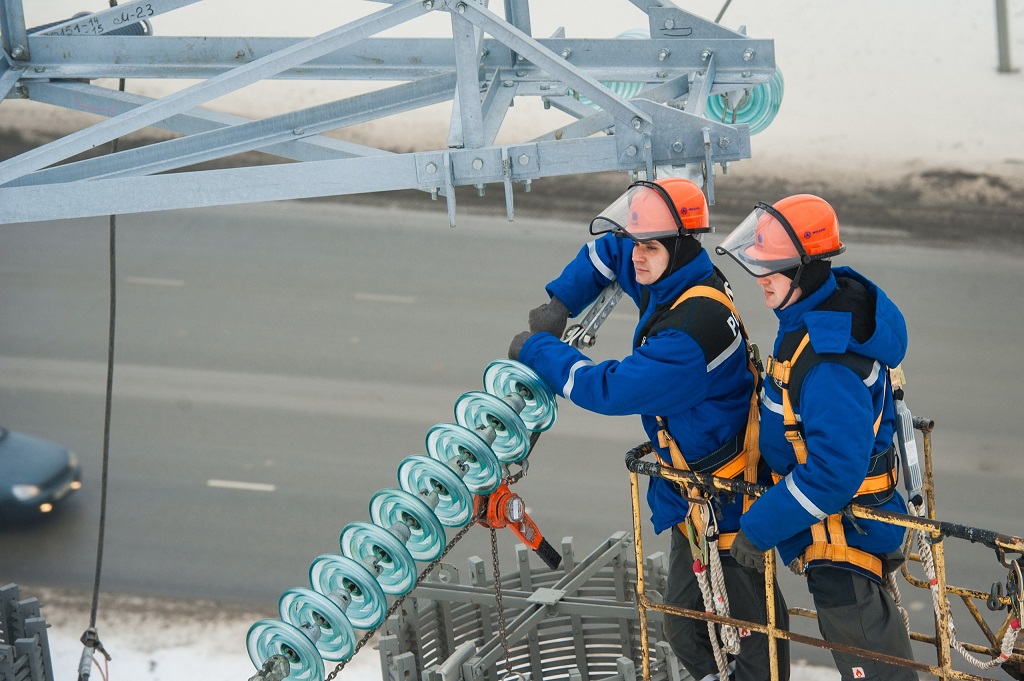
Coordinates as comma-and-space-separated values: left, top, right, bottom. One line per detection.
589, 182, 683, 243
714, 202, 806, 277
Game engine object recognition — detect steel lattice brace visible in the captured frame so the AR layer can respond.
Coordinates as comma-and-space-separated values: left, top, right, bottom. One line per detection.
0, 0, 775, 226
377, 533, 689, 681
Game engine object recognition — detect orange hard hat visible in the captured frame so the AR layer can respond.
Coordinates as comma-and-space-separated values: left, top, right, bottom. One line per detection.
591, 178, 711, 241
764, 194, 843, 257
716, 194, 844, 277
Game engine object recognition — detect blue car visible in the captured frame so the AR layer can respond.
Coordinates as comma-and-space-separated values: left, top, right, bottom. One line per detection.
0, 428, 81, 527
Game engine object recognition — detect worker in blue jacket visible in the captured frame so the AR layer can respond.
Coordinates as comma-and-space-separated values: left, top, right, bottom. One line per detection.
716, 194, 917, 681
509, 178, 789, 681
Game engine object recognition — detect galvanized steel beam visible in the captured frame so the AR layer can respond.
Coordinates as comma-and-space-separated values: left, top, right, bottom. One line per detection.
0, 0, 776, 225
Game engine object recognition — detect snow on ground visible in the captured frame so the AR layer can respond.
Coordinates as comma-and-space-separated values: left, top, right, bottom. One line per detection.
31, 585, 840, 681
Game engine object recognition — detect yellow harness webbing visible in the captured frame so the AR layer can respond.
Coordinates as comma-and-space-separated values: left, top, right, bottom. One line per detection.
765, 332, 892, 578
656, 285, 762, 554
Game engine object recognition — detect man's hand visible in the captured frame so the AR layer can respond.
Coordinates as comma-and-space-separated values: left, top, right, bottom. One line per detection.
528, 297, 569, 338
508, 331, 533, 361
730, 529, 767, 572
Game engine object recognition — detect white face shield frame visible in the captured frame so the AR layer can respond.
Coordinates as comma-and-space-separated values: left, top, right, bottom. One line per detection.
715, 203, 807, 277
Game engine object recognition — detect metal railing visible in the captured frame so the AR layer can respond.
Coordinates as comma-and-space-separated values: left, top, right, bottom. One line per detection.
626, 418, 1024, 681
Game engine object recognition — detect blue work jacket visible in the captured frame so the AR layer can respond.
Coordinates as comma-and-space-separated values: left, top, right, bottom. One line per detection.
740, 267, 910, 569
518, 234, 754, 534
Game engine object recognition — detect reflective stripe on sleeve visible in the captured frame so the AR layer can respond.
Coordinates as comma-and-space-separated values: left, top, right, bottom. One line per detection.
587, 241, 617, 282
760, 389, 802, 422
785, 473, 828, 520
864, 360, 881, 387
563, 359, 594, 401
706, 331, 743, 372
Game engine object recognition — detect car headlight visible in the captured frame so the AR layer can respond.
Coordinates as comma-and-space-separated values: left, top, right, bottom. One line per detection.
68, 450, 79, 468
11, 484, 41, 501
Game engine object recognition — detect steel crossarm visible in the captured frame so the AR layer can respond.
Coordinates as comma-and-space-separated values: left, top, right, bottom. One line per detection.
0, 0, 776, 224
8, 74, 456, 186
26, 81, 388, 163
0, 0, 429, 186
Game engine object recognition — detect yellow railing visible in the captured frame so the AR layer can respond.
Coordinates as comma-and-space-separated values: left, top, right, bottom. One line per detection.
626, 420, 1024, 681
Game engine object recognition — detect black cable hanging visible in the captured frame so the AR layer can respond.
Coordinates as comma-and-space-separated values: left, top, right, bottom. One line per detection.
78, 4, 124, 675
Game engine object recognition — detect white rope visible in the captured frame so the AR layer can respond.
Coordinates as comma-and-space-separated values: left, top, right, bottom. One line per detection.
884, 567, 912, 633
694, 555, 732, 679
908, 501, 1022, 670
707, 540, 741, 655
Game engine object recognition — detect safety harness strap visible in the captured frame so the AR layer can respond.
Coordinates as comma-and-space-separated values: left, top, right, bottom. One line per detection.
656, 284, 762, 554
765, 330, 893, 580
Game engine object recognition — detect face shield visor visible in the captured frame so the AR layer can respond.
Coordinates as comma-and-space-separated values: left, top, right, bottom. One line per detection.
714, 202, 808, 277
589, 182, 694, 242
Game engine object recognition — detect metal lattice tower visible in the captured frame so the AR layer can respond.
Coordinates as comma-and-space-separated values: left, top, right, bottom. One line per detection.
378, 533, 690, 681
0, 0, 775, 226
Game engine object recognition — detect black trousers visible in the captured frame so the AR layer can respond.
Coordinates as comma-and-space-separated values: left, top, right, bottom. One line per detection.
807, 565, 918, 681
664, 525, 791, 681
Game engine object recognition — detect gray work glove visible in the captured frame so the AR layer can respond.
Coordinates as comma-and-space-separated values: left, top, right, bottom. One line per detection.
528, 296, 570, 339
730, 528, 767, 573
508, 331, 533, 362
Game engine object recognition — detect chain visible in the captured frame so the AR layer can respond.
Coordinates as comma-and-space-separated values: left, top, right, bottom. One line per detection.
490, 527, 516, 679
324, 509, 484, 681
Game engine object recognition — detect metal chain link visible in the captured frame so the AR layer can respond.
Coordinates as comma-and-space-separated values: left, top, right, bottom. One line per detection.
490, 527, 516, 680
324, 508, 485, 681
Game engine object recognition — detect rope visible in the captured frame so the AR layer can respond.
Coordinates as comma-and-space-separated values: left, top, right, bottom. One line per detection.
689, 504, 740, 681
707, 542, 740, 655
884, 568, 911, 634
693, 556, 731, 679
908, 501, 1021, 669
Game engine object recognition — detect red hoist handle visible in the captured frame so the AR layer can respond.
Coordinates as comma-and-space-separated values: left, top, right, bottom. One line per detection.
475, 484, 562, 570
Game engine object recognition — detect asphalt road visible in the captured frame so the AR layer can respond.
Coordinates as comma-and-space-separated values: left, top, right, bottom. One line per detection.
1, 199, 1022, 672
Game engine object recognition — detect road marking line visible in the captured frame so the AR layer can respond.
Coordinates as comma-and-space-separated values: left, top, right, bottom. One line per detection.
124, 276, 185, 287
207, 479, 276, 492
354, 292, 415, 304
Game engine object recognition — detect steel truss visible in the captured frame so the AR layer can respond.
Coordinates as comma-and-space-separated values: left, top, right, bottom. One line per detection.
378, 532, 689, 681
0, 0, 775, 226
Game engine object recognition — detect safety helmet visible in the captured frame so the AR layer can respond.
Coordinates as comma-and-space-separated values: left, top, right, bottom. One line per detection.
589, 178, 711, 242
715, 194, 844, 277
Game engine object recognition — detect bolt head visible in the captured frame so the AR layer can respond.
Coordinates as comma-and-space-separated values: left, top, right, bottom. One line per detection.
626, 145, 638, 157
701, 49, 712, 61
518, 154, 530, 166
632, 117, 644, 131
743, 49, 754, 61
472, 158, 483, 170
718, 137, 730, 148
456, 2, 467, 13
672, 141, 684, 153
425, 162, 437, 174
664, 19, 675, 29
